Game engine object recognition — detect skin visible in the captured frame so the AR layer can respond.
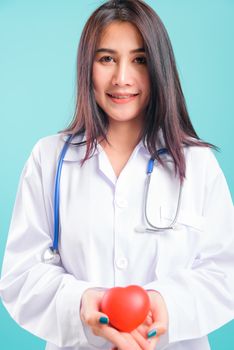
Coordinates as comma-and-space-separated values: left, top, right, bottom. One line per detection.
80, 288, 168, 350
92, 21, 151, 177
92, 21, 150, 132
80, 22, 169, 349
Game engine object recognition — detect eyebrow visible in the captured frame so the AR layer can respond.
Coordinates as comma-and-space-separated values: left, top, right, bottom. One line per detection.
95, 47, 145, 54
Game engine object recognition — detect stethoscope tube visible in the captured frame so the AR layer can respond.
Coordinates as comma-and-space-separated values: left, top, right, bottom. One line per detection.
43, 134, 73, 264
43, 136, 182, 264
53, 134, 74, 251
144, 148, 182, 231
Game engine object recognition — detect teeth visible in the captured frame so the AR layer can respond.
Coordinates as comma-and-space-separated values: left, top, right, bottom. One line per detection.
109, 94, 137, 99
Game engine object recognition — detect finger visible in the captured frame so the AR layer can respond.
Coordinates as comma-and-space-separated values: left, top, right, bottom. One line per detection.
135, 312, 154, 338
80, 309, 109, 328
129, 329, 151, 350
145, 313, 153, 326
147, 335, 160, 350
147, 310, 153, 320
150, 292, 168, 326
92, 325, 136, 350
81, 289, 104, 310
147, 292, 168, 337
147, 321, 167, 338
122, 331, 147, 350
135, 322, 150, 338
80, 290, 109, 327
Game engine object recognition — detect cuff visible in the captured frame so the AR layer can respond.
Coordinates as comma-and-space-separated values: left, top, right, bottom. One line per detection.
56, 276, 107, 348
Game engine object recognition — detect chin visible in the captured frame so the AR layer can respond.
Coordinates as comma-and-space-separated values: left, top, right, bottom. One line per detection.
109, 115, 142, 123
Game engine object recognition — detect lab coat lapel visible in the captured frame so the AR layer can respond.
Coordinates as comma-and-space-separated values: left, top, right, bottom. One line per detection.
61, 133, 99, 163
98, 149, 117, 186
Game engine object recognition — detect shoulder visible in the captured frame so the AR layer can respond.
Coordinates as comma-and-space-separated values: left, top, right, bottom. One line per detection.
20, 133, 63, 172
184, 145, 222, 183
18, 134, 68, 179
29, 133, 69, 167
181, 145, 233, 212
32, 133, 65, 156
185, 145, 220, 169
29, 132, 86, 168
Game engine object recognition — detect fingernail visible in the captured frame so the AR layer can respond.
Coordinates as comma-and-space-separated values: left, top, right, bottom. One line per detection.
147, 328, 157, 338
99, 316, 109, 324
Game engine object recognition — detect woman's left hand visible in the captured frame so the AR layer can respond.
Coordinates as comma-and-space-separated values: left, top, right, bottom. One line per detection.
112, 290, 169, 350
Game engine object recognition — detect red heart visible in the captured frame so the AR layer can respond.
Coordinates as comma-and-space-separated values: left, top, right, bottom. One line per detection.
100, 285, 150, 332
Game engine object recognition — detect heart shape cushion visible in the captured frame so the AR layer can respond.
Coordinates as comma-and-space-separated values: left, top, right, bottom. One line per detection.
100, 285, 150, 332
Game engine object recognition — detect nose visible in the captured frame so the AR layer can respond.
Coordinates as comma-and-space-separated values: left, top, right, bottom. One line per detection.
112, 61, 134, 86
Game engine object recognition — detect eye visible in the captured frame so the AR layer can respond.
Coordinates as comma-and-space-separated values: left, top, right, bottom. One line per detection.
99, 56, 114, 63
135, 56, 147, 64
97, 55, 147, 64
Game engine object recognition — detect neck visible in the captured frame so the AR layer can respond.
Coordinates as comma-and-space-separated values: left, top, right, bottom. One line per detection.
102, 119, 143, 153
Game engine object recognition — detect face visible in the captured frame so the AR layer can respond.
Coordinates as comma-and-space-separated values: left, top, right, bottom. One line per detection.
92, 21, 150, 127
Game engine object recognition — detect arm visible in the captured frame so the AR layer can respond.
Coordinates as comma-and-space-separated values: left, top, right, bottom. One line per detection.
144, 157, 234, 345
0, 140, 104, 348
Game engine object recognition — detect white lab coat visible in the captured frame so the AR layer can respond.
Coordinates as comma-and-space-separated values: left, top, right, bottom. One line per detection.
0, 133, 234, 350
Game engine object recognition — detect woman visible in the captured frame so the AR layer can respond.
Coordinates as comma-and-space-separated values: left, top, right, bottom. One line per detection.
0, 1, 233, 350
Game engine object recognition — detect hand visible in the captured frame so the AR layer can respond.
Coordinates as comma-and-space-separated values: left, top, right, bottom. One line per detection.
80, 288, 152, 350
80, 288, 168, 350
131, 290, 169, 350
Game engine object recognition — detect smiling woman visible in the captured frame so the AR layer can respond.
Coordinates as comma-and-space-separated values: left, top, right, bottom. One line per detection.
62, 0, 215, 181
0, 1, 233, 350
90, 21, 151, 176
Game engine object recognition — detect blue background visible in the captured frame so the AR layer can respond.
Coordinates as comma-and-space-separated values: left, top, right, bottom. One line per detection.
0, 0, 233, 349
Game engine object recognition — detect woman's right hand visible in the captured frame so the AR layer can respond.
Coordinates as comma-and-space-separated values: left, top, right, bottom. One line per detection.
80, 288, 154, 350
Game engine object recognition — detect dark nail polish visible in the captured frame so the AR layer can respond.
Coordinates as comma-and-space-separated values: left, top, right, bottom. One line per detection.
147, 328, 157, 338
99, 316, 109, 324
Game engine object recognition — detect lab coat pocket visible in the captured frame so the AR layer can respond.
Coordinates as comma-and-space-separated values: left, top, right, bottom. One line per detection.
155, 207, 205, 277
161, 206, 205, 231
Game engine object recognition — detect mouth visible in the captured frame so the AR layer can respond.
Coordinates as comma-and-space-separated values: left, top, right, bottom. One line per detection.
106, 93, 139, 104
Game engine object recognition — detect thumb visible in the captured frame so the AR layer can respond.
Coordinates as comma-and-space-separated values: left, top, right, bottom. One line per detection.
81, 309, 109, 327
147, 321, 167, 339
97, 311, 110, 325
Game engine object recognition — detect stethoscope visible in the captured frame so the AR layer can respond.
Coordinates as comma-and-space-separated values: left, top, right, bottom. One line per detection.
43, 134, 183, 264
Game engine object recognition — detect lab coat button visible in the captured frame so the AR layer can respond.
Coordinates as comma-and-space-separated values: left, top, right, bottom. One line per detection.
116, 257, 128, 269
115, 197, 128, 208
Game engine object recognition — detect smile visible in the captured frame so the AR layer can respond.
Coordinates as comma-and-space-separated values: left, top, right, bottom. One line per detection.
106, 93, 139, 104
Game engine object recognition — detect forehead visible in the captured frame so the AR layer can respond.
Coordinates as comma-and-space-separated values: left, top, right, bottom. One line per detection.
97, 21, 144, 47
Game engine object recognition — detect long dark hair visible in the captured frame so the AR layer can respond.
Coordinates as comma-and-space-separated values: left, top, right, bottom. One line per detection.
61, 0, 215, 180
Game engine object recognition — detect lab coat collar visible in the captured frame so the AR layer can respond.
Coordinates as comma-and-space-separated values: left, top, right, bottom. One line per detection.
61, 133, 101, 162
61, 129, 166, 162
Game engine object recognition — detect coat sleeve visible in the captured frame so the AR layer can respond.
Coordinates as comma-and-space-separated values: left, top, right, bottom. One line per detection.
144, 151, 234, 345
0, 140, 108, 348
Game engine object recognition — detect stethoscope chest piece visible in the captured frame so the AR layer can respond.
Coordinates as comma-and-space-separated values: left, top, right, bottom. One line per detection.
43, 247, 60, 265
